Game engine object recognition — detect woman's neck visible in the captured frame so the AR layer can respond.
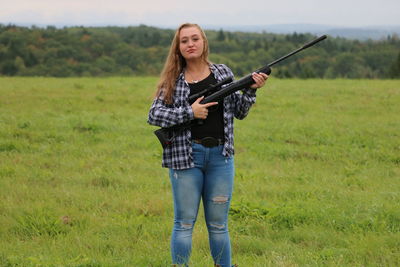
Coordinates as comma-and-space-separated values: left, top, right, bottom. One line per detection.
185, 59, 208, 73
185, 60, 210, 83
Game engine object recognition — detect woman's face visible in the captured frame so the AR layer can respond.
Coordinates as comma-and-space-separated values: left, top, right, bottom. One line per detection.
179, 26, 204, 61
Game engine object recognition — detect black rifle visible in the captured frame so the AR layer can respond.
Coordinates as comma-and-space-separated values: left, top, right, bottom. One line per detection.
154, 35, 327, 148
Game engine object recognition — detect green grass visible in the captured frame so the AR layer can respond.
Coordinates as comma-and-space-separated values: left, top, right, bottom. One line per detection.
0, 77, 399, 266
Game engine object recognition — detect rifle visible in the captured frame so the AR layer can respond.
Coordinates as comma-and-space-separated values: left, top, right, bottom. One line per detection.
153, 35, 327, 148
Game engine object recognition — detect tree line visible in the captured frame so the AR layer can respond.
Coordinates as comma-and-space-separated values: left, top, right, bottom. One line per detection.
0, 24, 399, 78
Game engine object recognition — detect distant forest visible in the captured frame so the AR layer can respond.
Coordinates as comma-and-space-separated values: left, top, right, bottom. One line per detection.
1, 24, 399, 78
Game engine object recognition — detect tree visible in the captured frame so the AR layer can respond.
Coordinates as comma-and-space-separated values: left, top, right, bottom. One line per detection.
217, 29, 225, 41
388, 52, 400, 78
94, 56, 116, 73
1, 59, 18, 75
329, 53, 366, 78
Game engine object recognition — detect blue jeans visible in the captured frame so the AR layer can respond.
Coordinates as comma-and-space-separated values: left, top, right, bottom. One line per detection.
169, 142, 234, 267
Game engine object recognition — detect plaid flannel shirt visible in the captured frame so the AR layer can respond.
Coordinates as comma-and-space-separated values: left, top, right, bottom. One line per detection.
148, 63, 257, 170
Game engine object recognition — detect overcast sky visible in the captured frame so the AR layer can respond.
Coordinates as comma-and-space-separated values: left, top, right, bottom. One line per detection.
1, 0, 399, 28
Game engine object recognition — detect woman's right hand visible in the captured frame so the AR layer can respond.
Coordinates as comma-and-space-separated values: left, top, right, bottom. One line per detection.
191, 96, 218, 119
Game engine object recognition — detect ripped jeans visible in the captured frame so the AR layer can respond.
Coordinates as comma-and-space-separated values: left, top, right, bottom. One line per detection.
169, 142, 234, 267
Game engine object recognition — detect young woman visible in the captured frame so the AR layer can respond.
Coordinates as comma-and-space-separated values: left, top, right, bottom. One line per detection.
148, 23, 268, 267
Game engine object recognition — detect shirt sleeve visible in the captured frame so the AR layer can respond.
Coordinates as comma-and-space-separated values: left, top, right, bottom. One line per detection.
220, 64, 257, 120
147, 95, 194, 128
231, 88, 257, 119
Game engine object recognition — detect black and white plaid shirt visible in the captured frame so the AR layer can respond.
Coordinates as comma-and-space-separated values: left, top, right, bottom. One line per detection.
148, 63, 257, 170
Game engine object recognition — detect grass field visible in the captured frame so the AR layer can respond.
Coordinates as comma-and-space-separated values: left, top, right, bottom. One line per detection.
0, 77, 399, 266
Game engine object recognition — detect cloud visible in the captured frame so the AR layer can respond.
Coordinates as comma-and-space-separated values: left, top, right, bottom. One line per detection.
1, 0, 399, 27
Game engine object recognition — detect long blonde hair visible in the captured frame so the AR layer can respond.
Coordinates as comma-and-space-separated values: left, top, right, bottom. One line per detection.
155, 23, 210, 104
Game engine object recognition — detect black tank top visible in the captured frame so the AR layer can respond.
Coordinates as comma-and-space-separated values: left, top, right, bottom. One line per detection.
188, 73, 224, 140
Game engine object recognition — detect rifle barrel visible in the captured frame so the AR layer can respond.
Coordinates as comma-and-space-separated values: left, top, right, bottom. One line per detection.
267, 35, 327, 67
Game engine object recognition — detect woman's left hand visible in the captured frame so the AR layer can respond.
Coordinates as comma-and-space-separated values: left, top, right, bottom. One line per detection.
250, 72, 269, 89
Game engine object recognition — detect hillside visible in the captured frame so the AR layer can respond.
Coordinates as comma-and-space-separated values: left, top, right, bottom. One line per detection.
205, 24, 400, 40
1, 24, 399, 78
